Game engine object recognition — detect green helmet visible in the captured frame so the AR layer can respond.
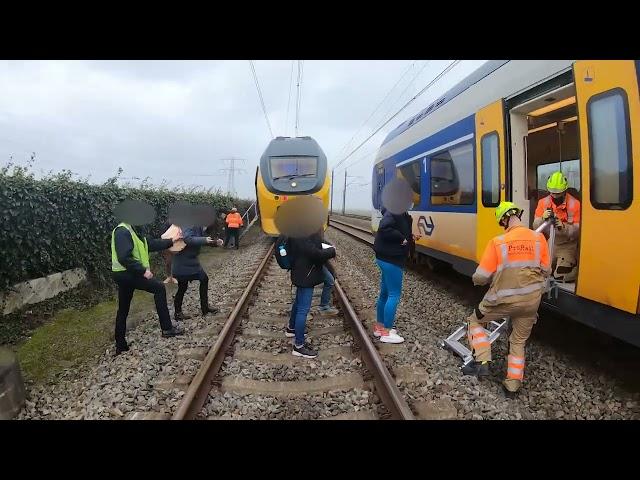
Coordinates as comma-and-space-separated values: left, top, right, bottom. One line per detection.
547, 171, 568, 193
495, 201, 523, 226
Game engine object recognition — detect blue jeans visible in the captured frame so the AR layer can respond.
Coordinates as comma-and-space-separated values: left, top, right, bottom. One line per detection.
288, 286, 314, 346
320, 266, 334, 307
376, 259, 403, 329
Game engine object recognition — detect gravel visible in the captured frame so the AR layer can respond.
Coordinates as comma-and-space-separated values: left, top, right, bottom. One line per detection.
325, 227, 640, 420
203, 388, 376, 420
17, 231, 271, 419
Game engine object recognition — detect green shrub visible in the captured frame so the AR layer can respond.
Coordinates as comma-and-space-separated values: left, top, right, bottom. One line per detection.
0, 163, 252, 292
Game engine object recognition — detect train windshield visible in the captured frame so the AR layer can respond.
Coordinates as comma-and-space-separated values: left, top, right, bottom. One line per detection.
270, 156, 318, 180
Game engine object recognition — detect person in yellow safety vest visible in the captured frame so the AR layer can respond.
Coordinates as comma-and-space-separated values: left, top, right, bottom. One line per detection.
224, 207, 244, 250
462, 201, 551, 398
532, 171, 581, 282
111, 220, 184, 355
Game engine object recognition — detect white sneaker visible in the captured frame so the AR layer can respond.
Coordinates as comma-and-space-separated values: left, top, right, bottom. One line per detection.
379, 329, 404, 344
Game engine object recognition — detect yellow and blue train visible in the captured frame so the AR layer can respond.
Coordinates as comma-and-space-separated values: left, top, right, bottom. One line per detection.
371, 60, 640, 346
255, 136, 331, 236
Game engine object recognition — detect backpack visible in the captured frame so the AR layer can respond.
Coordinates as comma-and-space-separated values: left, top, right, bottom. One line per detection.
275, 235, 293, 270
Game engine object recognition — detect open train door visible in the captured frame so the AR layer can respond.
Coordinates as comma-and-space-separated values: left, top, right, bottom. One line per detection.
574, 60, 640, 315
475, 100, 507, 262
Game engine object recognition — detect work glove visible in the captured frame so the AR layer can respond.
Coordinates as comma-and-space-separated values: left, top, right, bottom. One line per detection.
554, 218, 563, 229
542, 209, 553, 220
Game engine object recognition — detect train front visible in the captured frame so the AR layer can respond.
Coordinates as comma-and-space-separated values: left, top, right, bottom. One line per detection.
257, 136, 330, 236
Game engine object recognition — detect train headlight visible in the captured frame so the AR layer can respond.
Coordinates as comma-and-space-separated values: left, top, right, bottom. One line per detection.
291, 182, 297, 187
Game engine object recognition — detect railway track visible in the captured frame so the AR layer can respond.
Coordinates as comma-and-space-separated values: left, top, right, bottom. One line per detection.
171, 240, 416, 420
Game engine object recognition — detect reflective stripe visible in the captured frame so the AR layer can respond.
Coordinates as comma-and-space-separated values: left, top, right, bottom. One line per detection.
508, 355, 525, 365
471, 327, 485, 335
507, 367, 524, 379
474, 266, 493, 278
499, 242, 508, 265
543, 196, 551, 208
484, 282, 544, 302
496, 260, 541, 272
473, 341, 490, 349
534, 241, 540, 264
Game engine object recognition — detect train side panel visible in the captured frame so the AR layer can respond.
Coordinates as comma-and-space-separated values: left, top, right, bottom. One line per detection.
574, 60, 640, 314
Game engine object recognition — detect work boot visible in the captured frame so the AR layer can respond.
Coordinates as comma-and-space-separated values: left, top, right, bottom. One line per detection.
174, 311, 192, 322
202, 305, 220, 316
461, 360, 490, 377
502, 384, 519, 399
162, 326, 185, 337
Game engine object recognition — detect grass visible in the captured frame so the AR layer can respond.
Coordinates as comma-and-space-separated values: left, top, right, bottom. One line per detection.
11, 224, 264, 384
16, 291, 153, 384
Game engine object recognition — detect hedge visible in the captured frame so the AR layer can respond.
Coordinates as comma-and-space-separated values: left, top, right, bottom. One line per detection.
0, 164, 252, 292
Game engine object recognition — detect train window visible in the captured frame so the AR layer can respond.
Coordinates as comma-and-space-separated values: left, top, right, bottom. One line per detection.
270, 156, 318, 180
587, 89, 633, 209
536, 160, 581, 196
481, 132, 500, 207
397, 161, 421, 208
430, 142, 474, 205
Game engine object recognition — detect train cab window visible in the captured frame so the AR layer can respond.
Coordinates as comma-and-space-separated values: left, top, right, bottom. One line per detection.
430, 142, 474, 205
397, 160, 421, 209
269, 156, 318, 180
587, 89, 633, 209
481, 133, 500, 206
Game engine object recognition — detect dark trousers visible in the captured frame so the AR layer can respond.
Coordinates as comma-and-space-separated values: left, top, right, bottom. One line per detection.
174, 270, 210, 314
224, 227, 240, 249
112, 272, 173, 348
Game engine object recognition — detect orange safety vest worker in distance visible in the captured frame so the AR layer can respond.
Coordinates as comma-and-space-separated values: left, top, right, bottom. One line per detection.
532, 193, 580, 281
225, 212, 244, 229
469, 225, 551, 392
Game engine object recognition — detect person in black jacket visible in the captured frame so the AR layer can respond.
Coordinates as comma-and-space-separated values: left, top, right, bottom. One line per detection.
111, 222, 184, 355
285, 231, 336, 358
172, 225, 219, 321
372, 207, 416, 344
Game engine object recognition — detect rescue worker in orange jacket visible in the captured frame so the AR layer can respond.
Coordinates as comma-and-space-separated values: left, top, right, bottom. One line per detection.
462, 201, 551, 398
224, 207, 244, 250
532, 171, 580, 282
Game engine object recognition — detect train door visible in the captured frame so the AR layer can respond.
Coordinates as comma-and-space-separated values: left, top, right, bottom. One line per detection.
372, 163, 386, 229
574, 60, 640, 314
475, 100, 507, 261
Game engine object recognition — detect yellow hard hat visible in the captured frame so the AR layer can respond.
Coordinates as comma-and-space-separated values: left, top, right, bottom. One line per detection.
495, 201, 522, 225
547, 171, 568, 193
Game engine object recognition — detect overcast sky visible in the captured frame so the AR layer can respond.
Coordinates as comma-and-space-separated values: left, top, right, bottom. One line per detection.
0, 60, 487, 210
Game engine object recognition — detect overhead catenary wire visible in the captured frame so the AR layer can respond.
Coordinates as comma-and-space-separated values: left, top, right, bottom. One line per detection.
249, 60, 274, 139
333, 60, 461, 169
285, 60, 295, 137
295, 60, 304, 137
336, 60, 417, 158
369, 60, 432, 133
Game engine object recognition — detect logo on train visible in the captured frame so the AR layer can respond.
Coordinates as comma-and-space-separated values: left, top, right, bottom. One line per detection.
418, 216, 435, 236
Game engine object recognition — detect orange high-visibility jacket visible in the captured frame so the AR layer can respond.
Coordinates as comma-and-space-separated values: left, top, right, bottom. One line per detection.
225, 212, 243, 229
473, 225, 551, 307
532, 193, 581, 242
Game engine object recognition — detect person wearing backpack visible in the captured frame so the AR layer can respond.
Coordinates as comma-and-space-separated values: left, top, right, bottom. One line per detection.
284, 231, 336, 358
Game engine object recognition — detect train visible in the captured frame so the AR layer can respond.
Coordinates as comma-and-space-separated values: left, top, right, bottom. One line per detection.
255, 136, 331, 236
370, 60, 640, 347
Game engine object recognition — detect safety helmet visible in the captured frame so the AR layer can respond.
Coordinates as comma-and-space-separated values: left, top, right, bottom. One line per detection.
495, 201, 523, 227
546, 171, 569, 194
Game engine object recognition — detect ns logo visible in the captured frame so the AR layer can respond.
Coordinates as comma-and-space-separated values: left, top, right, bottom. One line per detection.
418, 216, 435, 236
